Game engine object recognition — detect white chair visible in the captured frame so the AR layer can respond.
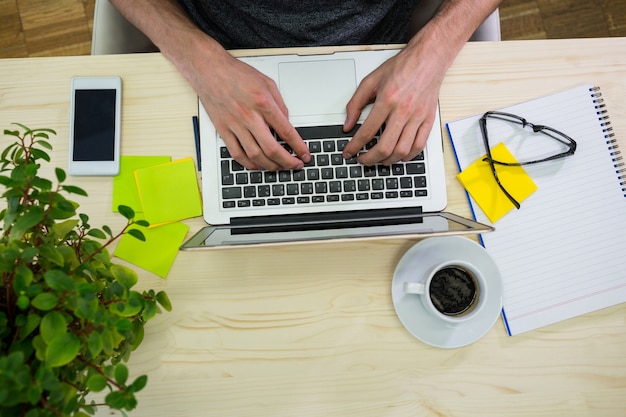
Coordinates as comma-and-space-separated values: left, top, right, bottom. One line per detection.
91, 0, 156, 54
91, 0, 500, 55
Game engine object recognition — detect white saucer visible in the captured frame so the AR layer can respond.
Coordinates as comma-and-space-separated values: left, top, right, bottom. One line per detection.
391, 236, 503, 348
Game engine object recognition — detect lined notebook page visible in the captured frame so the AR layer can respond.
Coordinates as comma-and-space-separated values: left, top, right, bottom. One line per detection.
447, 84, 626, 336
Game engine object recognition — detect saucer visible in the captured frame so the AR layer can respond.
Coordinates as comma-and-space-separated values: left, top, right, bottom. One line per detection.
391, 236, 503, 348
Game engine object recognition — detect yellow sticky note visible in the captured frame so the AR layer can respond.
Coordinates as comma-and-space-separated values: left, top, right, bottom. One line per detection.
134, 157, 203, 226
114, 219, 189, 278
457, 142, 537, 223
113, 156, 171, 213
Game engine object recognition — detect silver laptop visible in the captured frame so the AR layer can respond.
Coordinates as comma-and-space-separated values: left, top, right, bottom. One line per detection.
181, 49, 492, 249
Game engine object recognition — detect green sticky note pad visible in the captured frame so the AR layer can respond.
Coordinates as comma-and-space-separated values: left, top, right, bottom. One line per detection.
135, 157, 203, 226
457, 142, 538, 223
113, 156, 171, 213
114, 220, 189, 278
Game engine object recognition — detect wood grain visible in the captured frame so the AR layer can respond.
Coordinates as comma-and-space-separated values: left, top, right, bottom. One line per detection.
1, 38, 625, 416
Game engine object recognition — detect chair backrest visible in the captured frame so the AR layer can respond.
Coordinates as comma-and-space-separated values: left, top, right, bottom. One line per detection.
470, 9, 501, 42
408, 1, 501, 42
91, 0, 156, 55
91, 0, 500, 55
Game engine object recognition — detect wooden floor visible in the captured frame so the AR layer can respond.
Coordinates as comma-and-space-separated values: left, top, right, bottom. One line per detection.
0, 0, 625, 58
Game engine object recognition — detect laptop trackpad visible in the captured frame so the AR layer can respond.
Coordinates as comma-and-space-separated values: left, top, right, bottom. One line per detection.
278, 59, 356, 117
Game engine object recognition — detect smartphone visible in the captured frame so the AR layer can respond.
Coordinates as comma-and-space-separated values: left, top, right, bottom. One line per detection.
68, 76, 121, 176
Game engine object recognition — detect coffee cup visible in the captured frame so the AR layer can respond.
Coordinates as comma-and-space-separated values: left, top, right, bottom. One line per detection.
403, 260, 487, 323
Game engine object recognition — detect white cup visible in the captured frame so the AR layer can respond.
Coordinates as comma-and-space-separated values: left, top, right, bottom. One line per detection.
403, 260, 487, 323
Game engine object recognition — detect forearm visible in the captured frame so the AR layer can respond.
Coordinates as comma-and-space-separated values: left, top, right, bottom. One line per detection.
108, 0, 227, 84
407, 0, 503, 72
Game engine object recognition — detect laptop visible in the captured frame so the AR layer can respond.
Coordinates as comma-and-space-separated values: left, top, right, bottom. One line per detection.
181, 48, 492, 249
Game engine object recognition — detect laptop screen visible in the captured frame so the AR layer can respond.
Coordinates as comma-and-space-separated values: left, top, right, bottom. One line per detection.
180, 212, 492, 249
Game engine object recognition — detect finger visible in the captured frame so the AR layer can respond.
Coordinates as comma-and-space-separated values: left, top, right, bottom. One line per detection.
344, 75, 377, 132
261, 83, 310, 167
244, 121, 305, 171
218, 129, 261, 170
342, 102, 389, 161
265, 112, 310, 166
353, 108, 404, 166
402, 114, 435, 162
380, 119, 420, 166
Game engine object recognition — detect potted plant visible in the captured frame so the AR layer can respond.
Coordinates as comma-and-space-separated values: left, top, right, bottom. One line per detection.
0, 124, 172, 417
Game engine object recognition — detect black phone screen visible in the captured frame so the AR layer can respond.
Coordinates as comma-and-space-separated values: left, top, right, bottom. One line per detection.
72, 89, 116, 161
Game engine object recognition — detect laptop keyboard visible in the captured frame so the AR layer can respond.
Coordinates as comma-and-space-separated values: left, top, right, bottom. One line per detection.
219, 125, 428, 209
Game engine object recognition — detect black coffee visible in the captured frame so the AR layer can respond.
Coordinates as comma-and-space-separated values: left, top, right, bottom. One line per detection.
428, 266, 478, 316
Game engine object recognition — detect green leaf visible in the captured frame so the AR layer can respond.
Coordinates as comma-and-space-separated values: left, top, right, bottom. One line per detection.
87, 374, 108, 392
118, 205, 135, 220
127, 228, 145, 241
134, 220, 150, 227
87, 228, 107, 239
114, 364, 129, 386
114, 293, 143, 318
31, 177, 53, 190
88, 332, 103, 357
45, 333, 80, 367
102, 224, 113, 237
40, 311, 67, 343
11, 206, 45, 240
111, 264, 138, 289
55, 167, 66, 183
31, 148, 50, 162
13, 264, 34, 293
128, 375, 148, 394
31, 292, 58, 311
156, 291, 172, 312
61, 185, 88, 196
51, 219, 79, 240
142, 300, 158, 321
19, 314, 41, 340
105, 391, 129, 410
37, 139, 54, 150
33, 335, 47, 361
4, 128, 20, 137
39, 244, 65, 267
115, 318, 132, 332
44, 270, 75, 291
101, 328, 115, 355
32, 127, 56, 135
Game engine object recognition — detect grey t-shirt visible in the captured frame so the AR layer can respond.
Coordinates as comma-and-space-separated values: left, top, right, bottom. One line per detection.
176, 0, 420, 49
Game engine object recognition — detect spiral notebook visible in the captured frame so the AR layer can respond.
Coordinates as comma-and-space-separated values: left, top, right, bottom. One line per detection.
447, 84, 626, 336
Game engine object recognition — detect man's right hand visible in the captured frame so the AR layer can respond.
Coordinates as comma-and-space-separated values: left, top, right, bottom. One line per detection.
194, 48, 310, 171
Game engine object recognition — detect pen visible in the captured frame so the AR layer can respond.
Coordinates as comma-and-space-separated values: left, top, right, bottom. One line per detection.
192, 115, 201, 172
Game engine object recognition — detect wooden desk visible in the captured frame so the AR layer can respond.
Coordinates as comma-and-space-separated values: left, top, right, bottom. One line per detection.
1, 38, 625, 417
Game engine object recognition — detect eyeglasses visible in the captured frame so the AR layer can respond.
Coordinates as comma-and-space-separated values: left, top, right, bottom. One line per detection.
479, 111, 577, 209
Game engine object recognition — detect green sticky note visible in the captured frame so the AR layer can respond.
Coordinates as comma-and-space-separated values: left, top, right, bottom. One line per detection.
114, 220, 189, 278
134, 157, 203, 226
113, 156, 171, 213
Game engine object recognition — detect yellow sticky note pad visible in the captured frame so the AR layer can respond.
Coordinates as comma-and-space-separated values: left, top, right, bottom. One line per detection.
457, 143, 538, 223
113, 156, 172, 213
134, 157, 202, 226
114, 220, 189, 278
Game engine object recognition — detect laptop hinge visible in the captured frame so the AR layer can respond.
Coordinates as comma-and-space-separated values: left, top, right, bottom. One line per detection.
230, 207, 423, 234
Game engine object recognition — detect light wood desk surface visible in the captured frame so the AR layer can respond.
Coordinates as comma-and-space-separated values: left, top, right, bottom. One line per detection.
1, 38, 625, 417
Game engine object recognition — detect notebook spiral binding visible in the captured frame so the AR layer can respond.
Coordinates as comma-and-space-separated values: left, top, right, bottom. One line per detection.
591, 86, 626, 196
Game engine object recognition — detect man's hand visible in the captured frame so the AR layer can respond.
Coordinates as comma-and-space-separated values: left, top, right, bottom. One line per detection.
342, 42, 443, 167
341, 0, 502, 167
195, 49, 310, 171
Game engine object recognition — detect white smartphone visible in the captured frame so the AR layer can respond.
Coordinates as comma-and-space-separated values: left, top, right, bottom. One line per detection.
68, 76, 121, 176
